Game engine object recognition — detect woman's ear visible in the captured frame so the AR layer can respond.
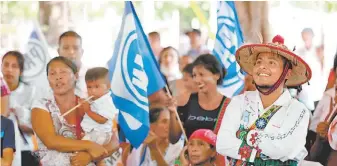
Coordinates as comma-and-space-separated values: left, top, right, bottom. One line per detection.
150, 123, 156, 132
214, 73, 220, 83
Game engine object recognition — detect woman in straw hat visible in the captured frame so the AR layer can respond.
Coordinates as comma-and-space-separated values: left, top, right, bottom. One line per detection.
216, 35, 312, 165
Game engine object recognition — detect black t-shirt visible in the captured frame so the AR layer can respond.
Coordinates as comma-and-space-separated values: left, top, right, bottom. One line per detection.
177, 93, 226, 138
1, 116, 16, 157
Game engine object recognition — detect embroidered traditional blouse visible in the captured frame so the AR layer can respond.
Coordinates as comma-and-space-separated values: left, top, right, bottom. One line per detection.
216, 90, 310, 163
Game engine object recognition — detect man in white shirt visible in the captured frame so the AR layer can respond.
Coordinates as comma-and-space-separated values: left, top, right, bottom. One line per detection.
57, 31, 88, 98
216, 35, 312, 165
38, 31, 88, 99
295, 28, 326, 111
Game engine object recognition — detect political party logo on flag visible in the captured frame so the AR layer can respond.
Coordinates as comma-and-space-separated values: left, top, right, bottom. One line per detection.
21, 23, 50, 90
213, 1, 245, 97
107, 1, 165, 148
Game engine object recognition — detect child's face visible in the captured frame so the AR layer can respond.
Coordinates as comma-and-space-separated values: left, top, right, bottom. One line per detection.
86, 78, 109, 100
187, 139, 215, 165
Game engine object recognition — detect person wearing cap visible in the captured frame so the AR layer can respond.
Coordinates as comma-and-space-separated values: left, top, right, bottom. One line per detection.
186, 29, 210, 59
179, 129, 218, 166
216, 35, 312, 165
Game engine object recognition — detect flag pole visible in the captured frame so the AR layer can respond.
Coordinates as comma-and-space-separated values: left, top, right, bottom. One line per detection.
129, 1, 188, 143
165, 85, 189, 143
61, 96, 94, 117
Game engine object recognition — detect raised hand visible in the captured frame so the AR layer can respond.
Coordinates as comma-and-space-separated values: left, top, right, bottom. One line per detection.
316, 122, 330, 139
179, 146, 190, 166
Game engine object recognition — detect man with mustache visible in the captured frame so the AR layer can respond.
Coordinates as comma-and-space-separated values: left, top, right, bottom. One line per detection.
216, 35, 312, 165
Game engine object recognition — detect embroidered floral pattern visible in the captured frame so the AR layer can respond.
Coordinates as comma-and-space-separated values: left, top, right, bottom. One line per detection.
237, 125, 253, 162
255, 118, 267, 129
236, 125, 248, 139
249, 132, 259, 145
239, 145, 252, 160
257, 109, 306, 141
235, 105, 283, 164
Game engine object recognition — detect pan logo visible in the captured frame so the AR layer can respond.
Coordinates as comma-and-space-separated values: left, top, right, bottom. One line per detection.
213, 1, 245, 96
22, 39, 47, 80
120, 15, 149, 109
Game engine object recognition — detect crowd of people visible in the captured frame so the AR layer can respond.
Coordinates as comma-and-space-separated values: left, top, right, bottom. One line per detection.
1, 27, 337, 166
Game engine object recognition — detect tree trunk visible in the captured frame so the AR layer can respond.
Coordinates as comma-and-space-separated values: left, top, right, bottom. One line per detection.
235, 1, 270, 44
39, 1, 70, 47
235, 2, 270, 92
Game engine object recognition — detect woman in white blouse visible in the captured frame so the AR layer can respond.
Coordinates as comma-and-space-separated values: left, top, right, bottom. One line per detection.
1, 51, 38, 166
126, 107, 184, 166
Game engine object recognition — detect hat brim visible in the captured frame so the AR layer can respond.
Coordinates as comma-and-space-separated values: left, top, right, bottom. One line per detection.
235, 44, 312, 87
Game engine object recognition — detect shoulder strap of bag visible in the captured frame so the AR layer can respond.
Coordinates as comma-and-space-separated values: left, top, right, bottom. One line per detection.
213, 97, 231, 135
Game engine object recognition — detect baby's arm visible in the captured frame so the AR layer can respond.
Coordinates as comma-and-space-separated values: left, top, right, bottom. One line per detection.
86, 109, 108, 124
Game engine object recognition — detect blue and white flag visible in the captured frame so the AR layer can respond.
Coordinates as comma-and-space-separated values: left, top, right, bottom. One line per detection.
213, 1, 245, 97
107, 1, 166, 148
21, 22, 50, 89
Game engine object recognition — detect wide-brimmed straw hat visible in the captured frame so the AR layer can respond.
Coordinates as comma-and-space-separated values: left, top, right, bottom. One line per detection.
235, 35, 312, 87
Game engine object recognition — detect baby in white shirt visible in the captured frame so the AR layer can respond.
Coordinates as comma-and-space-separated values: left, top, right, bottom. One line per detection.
81, 67, 118, 166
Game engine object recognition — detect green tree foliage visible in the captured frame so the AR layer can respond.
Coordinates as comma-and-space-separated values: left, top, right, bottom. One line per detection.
325, 1, 337, 13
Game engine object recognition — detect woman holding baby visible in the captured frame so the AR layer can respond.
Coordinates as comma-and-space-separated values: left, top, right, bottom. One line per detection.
31, 57, 119, 166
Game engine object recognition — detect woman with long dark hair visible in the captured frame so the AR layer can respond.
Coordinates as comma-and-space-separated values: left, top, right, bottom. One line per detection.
1, 51, 38, 166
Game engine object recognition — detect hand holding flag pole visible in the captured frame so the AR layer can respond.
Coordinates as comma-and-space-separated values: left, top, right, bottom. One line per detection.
61, 96, 94, 117
165, 85, 189, 143
108, 1, 189, 147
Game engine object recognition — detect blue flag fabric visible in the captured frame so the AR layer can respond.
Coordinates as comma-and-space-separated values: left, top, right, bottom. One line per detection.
107, 1, 166, 148
213, 1, 246, 98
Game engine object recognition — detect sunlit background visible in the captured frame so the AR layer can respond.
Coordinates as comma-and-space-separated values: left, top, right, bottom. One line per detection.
1, 1, 337, 71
